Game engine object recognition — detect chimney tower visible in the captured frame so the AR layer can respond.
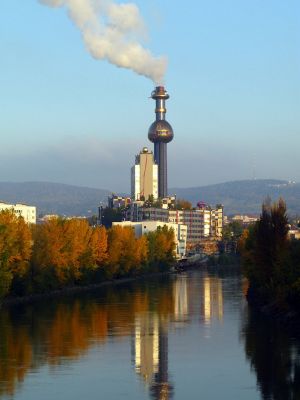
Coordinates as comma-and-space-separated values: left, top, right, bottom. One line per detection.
148, 86, 174, 198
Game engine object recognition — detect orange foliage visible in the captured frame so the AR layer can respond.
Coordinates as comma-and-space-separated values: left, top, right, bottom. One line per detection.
31, 219, 108, 286
0, 210, 32, 274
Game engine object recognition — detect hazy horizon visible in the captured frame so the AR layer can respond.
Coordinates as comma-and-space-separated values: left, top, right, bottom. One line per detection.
0, 177, 296, 194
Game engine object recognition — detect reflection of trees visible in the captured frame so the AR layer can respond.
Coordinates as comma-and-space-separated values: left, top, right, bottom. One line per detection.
0, 309, 33, 397
242, 308, 300, 400
0, 277, 175, 398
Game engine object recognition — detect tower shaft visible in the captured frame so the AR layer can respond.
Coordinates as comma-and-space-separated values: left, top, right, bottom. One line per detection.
148, 86, 174, 199
154, 142, 167, 199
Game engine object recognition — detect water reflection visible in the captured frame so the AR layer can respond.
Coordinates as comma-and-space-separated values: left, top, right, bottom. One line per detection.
0, 274, 226, 399
201, 276, 223, 324
133, 313, 173, 400
0, 277, 176, 398
242, 307, 300, 399
2, 271, 289, 400
173, 276, 188, 323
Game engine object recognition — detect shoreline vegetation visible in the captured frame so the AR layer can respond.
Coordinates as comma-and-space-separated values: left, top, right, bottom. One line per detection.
0, 210, 176, 304
239, 198, 300, 323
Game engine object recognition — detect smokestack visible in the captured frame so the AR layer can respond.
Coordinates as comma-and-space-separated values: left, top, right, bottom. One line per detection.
148, 86, 174, 198
39, 0, 167, 84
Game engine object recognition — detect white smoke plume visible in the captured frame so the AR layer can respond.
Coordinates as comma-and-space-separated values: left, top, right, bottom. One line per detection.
39, 0, 167, 83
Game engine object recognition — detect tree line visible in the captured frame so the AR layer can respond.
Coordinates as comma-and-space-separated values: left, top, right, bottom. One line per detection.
239, 198, 300, 310
0, 210, 176, 299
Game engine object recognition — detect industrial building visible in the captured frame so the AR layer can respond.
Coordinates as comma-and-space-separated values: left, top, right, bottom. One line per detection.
131, 147, 158, 201
105, 86, 223, 253
0, 202, 37, 224
112, 220, 187, 258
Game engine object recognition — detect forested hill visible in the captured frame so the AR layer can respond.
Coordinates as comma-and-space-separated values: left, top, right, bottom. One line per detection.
171, 179, 300, 215
0, 182, 110, 216
0, 179, 299, 216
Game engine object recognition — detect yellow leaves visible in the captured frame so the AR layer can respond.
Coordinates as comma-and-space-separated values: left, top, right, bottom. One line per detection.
107, 226, 137, 275
32, 218, 108, 285
0, 210, 32, 277
1, 212, 176, 295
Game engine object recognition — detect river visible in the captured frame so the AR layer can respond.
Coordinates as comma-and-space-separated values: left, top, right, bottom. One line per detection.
0, 269, 299, 399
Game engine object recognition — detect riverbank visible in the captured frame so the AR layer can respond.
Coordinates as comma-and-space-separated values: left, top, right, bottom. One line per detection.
1, 261, 242, 308
1, 270, 172, 308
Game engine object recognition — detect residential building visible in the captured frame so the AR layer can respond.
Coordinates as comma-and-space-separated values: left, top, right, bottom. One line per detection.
127, 203, 223, 246
0, 202, 37, 224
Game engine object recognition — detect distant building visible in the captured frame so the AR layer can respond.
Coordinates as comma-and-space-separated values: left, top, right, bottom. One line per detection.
0, 202, 36, 224
131, 147, 158, 201
112, 220, 187, 258
39, 214, 60, 222
230, 214, 259, 225
108, 194, 131, 209
126, 202, 223, 246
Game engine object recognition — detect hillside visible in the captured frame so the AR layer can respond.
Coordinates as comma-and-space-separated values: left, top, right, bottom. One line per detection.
171, 179, 300, 215
0, 182, 111, 216
0, 179, 299, 216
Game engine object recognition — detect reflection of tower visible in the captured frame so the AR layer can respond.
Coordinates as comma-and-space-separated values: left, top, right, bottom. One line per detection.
202, 276, 223, 324
134, 313, 159, 383
132, 313, 173, 400
173, 276, 188, 323
148, 86, 174, 198
150, 319, 173, 400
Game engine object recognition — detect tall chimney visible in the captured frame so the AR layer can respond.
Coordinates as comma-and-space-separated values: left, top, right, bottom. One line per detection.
148, 86, 174, 198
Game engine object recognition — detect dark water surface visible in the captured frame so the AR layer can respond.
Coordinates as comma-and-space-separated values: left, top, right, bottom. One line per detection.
0, 270, 299, 400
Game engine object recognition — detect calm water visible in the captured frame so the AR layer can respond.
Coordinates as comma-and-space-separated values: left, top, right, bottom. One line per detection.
0, 270, 299, 400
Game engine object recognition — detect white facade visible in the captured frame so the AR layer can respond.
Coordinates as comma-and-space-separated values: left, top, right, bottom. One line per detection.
131, 148, 158, 201
0, 202, 37, 224
113, 220, 187, 258
131, 165, 140, 200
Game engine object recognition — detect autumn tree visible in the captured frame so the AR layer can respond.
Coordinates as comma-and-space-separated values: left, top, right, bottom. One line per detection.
0, 210, 32, 298
106, 226, 138, 277
31, 218, 108, 290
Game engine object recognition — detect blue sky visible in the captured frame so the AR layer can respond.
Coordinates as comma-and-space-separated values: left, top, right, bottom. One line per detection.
0, 0, 299, 191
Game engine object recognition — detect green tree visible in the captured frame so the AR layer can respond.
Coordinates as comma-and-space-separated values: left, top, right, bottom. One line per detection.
146, 226, 176, 271
174, 199, 192, 210
241, 198, 289, 301
222, 221, 244, 240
